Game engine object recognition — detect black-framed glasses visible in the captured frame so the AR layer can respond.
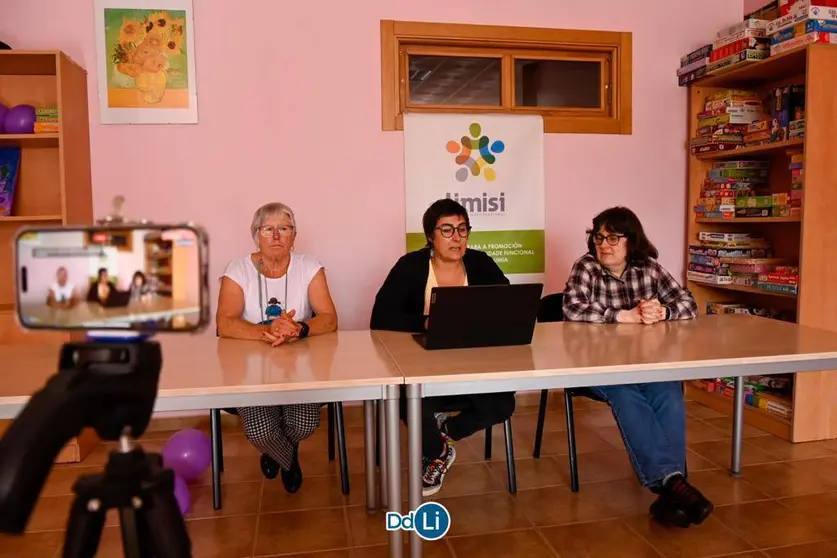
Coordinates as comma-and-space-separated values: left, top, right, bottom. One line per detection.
592, 233, 624, 246
437, 224, 471, 238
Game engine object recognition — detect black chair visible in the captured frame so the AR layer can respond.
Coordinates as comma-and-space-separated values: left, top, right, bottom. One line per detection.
531, 292, 597, 492
532, 292, 686, 493
436, 398, 517, 494
210, 327, 350, 510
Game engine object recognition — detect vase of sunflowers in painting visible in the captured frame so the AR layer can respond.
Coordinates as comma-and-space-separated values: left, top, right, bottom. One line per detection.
111, 11, 185, 104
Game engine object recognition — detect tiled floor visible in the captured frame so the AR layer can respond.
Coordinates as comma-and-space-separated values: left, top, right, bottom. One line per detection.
5, 396, 837, 557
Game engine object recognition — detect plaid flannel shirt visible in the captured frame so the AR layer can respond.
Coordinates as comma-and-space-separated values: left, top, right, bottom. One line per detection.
562, 254, 697, 323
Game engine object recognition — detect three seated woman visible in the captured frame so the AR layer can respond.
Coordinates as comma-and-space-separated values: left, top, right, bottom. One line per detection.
215, 199, 712, 527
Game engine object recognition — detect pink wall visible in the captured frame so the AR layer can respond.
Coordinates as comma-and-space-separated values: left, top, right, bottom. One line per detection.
0, 0, 743, 331
744, 0, 773, 14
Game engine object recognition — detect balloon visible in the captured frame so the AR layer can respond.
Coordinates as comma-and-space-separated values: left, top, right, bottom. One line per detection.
0, 104, 7, 133
173, 474, 191, 515
4, 104, 35, 134
161, 428, 212, 481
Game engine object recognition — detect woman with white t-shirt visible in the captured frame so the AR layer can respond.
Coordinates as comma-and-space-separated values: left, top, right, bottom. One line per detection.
216, 202, 338, 493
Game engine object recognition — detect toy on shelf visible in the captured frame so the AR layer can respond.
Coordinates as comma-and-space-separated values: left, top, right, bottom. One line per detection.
677, 43, 711, 86
693, 159, 775, 219
690, 90, 766, 154
767, 0, 837, 54
708, 20, 771, 75
788, 149, 804, 217
0, 147, 21, 217
687, 231, 798, 296
691, 374, 794, 420
3, 104, 36, 134
34, 106, 59, 134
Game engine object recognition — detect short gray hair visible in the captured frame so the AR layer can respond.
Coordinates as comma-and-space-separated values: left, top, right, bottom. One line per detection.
250, 202, 297, 244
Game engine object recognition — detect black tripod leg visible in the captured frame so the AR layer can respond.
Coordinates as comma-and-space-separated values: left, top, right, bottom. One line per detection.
142, 477, 193, 557
121, 504, 161, 558
63, 494, 107, 558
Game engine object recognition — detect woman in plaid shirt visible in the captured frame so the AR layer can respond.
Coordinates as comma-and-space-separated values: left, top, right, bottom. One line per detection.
562, 206, 713, 528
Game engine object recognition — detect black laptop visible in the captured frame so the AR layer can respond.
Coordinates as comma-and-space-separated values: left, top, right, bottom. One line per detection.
413, 283, 544, 350
102, 289, 132, 308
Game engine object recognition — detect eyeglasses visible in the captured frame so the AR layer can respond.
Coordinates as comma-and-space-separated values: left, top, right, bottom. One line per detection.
259, 225, 294, 237
437, 224, 471, 238
592, 233, 625, 246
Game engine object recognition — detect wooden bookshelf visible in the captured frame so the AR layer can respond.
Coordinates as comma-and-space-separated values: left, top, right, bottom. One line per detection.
686, 44, 837, 443
0, 51, 95, 462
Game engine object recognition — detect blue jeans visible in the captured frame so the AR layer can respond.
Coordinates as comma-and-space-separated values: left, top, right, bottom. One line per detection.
589, 381, 686, 488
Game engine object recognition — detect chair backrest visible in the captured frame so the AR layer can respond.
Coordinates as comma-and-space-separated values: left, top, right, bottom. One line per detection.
537, 293, 564, 323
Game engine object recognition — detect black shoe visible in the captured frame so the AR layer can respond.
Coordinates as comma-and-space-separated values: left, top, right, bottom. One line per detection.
260, 454, 280, 480
663, 474, 714, 525
280, 444, 303, 494
649, 494, 691, 528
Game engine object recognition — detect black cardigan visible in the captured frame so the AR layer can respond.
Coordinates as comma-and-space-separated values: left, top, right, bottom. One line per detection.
370, 247, 509, 333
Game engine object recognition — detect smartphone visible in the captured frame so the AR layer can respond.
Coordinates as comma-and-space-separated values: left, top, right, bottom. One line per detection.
14, 224, 211, 333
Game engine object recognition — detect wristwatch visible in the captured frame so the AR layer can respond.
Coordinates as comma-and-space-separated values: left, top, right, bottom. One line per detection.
298, 321, 311, 339
664, 307, 671, 321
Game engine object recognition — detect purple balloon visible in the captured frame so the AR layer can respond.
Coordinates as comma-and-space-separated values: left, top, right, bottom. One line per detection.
4, 104, 36, 134
0, 104, 7, 133
173, 474, 191, 515
161, 428, 212, 481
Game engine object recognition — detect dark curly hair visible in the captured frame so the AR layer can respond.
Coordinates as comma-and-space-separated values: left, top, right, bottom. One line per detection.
586, 206, 659, 263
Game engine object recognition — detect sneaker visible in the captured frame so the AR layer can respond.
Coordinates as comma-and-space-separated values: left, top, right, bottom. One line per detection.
422, 442, 456, 497
649, 494, 691, 528
660, 474, 714, 526
434, 413, 455, 445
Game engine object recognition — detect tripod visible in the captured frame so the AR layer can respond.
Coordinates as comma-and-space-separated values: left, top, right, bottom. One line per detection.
0, 339, 193, 557
64, 433, 191, 558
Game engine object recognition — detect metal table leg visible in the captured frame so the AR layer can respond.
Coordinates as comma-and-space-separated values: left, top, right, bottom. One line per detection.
364, 400, 377, 513
406, 384, 423, 558
385, 385, 403, 558
379, 399, 388, 509
730, 375, 744, 477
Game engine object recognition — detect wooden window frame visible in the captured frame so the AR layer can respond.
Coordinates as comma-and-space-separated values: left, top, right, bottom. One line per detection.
381, 20, 632, 135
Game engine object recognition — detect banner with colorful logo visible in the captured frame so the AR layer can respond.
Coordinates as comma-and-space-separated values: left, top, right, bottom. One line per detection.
403, 113, 545, 282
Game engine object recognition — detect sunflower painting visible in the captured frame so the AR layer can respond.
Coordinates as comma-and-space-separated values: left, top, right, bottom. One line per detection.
95, 0, 198, 124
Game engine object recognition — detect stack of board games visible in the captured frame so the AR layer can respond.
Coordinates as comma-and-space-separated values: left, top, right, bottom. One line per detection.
708, 19, 771, 75
691, 375, 793, 419
706, 302, 795, 322
678, 44, 711, 86
687, 232, 775, 286
767, 0, 837, 54
33, 106, 58, 134
690, 90, 766, 155
788, 149, 804, 217
693, 159, 772, 219
757, 264, 799, 296
734, 84, 805, 146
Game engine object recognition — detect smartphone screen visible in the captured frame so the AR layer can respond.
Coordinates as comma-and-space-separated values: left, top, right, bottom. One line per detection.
15, 225, 209, 332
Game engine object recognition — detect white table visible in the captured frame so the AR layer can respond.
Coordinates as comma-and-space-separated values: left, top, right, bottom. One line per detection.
375, 315, 837, 558
0, 331, 406, 552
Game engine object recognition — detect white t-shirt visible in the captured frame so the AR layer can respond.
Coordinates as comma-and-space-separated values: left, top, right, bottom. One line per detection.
50, 282, 75, 302
222, 253, 323, 325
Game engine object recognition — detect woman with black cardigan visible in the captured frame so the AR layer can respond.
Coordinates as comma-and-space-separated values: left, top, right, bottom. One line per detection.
370, 198, 516, 496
